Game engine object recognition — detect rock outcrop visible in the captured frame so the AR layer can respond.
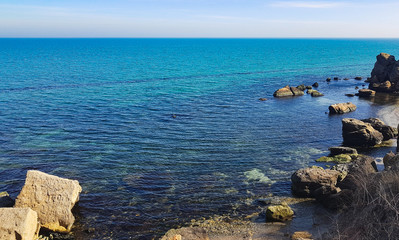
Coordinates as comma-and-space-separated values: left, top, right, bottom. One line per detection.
0, 208, 40, 240
273, 85, 304, 97
329, 102, 357, 114
291, 167, 341, 197
266, 204, 294, 222
368, 53, 399, 92
342, 118, 384, 147
14, 170, 82, 233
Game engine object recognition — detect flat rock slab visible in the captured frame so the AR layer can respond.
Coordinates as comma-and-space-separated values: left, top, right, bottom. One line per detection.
15, 170, 82, 233
0, 207, 40, 240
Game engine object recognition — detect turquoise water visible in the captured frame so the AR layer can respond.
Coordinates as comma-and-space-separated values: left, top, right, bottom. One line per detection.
1, 39, 399, 239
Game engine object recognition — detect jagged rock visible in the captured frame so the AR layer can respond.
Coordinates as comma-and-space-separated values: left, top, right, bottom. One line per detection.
329, 102, 357, 114
290, 86, 305, 96
0, 208, 40, 240
362, 118, 396, 140
358, 89, 376, 97
337, 155, 377, 190
369, 80, 392, 92
161, 227, 209, 240
291, 167, 341, 197
266, 204, 294, 222
15, 170, 82, 233
342, 118, 383, 147
329, 147, 358, 156
312, 82, 319, 88
273, 85, 294, 97
369, 53, 399, 89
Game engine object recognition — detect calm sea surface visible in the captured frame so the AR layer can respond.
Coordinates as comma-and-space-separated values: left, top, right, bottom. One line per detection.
1, 39, 399, 239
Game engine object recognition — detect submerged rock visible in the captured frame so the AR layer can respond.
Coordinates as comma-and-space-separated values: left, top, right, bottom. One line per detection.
258, 98, 267, 101
266, 204, 294, 222
329, 147, 358, 156
345, 94, 355, 97
342, 118, 383, 147
368, 53, 399, 92
310, 91, 324, 97
291, 167, 340, 197
15, 170, 82, 233
0, 208, 40, 240
328, 102, 357, 114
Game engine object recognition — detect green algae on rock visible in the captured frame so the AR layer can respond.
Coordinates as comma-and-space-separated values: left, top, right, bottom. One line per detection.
316, 154, 358, 164
266, 203, 294, 222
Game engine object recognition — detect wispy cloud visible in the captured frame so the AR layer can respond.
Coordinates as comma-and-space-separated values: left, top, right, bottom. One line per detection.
270, 1, 344, 9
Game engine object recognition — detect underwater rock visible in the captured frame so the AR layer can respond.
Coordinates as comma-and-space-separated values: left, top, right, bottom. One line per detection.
328, 102, 357, 114
15, 170, 82, 233
266, 204, 294, 222
0, 208, 40, 240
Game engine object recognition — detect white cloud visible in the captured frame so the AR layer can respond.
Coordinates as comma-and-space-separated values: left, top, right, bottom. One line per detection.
270, 1, 344, 8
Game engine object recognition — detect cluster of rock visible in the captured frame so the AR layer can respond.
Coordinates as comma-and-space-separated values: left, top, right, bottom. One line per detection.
0, 170, 81, 239
273, 84, 323, 98
342, 118, 396, 147
367, 53, 399, 92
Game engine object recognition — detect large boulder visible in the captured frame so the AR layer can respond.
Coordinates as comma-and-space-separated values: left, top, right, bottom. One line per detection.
342, 118, 384, 147
329, 102, 357, 114
14, 170, 82, 233
369, 53, 399, 88
337, 155, 377, 191
266, 204, 294, 222
291, 167, 341, 197
273, 85, 304, 97
362, 118, 396, 141
0, 208, 40, 240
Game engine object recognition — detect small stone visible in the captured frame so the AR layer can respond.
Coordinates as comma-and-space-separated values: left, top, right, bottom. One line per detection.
345, 94, 355, 97
258, 98, 267, 101
266, 204, 294, 222
326, 78, 331, 82
354, 76, 362, 80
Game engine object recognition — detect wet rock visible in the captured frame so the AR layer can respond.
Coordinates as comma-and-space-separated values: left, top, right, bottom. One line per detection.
358, 89, 376, 97
292, 231, 313, 240
342, 118, 383, 147
296, 84, 306, 91
355, 86, 359, 90
328, 102, 357, 114
266, 204, 294, 222
161, 227, 209, 240
333, 77, 339, 80
329, 147, 358, 156
305, 85, 312, 89
310, 91, 324, 97
291, 167, 341, 197
316, 154, 356, 164
326, 78, 331, 82
290, 86, 305, 96
273, 85, 294, 97
354, 76, 363, 80
362, 118, 396, 141
258, 98, 267, 101
15, 170, 82, 233
312, 82, 319, 88
345, 94, 355, 97
0, 207, 40, 240
0, 192, 14, 207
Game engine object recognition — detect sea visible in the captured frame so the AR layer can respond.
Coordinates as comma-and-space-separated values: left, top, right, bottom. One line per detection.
1, 38, 399, 239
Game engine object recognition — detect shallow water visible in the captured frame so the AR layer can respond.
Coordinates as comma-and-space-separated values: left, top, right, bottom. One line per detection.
1, 39, 399, 239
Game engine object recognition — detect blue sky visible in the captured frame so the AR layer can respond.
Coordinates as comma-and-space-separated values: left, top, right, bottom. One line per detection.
1, 0, 399, 38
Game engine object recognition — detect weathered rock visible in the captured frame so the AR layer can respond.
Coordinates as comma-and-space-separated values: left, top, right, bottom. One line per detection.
337, 155, 377, 190
0, 208, 40, 240
369, 53, 399, 89
362, 118, 396, 140
292, 231, 313, 240
358, 89, 376, 97
342, 118, 383, 147
291, 167, 341, 197
15, 170, 82, 233
306, 89, 317, 94
312, 82, 319, 88
290, 86, 305, 96
311, 91, 324, 97
329, 147, 358, 156
329, 102, 357, 114
316, 154, 356, 164
273, 85, 294, 97
314, 187, 353, 210
0, 192, 14, 207
296, 84, 306, 91
369, 80, 392, 92
161, 227, 209, 240
266, 204, 294, 222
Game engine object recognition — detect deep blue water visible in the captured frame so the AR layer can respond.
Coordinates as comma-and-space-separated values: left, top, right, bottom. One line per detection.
1, 38, 399, 239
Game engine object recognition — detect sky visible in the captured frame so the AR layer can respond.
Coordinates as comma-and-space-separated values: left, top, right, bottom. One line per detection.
1, 0, 399, 38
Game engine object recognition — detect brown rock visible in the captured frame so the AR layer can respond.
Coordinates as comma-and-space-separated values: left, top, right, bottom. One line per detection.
362, 118, 396, 141
329, 147, 358, 156
328, 102, 357, 114
291, 167, 341, 197
161, 227, 209, 240
273, 85, 294, 97
358, 89, 376, 97
342, 118, 383, 147
292, 231, 313, 240
266, 204, 294, 222
290, 86, 305, 96
15, 170, 82, 233
0, 208, 40, 240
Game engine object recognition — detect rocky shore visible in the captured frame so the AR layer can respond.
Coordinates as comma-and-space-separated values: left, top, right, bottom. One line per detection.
161, 53, 399, 240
